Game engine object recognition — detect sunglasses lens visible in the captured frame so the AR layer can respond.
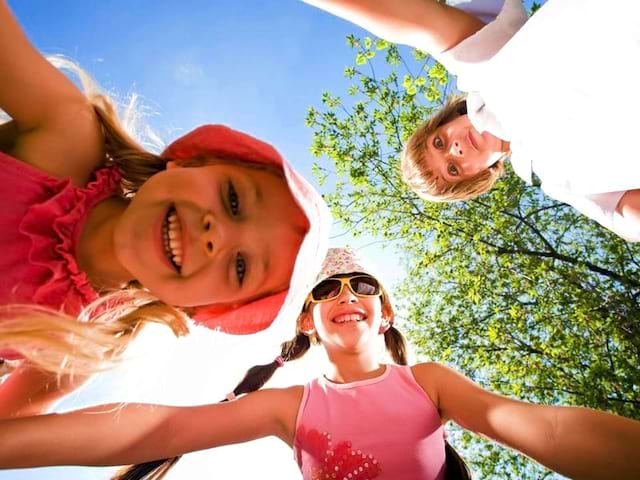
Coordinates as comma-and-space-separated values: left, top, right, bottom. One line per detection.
311, 279, 343, 301
350, 276, 380, 296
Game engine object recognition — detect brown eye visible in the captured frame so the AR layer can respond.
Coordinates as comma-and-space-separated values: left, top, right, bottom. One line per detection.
433, 136, 445, 150
447, 163, 459, 177
236, 253, 246, 286
227, 181, 240, 216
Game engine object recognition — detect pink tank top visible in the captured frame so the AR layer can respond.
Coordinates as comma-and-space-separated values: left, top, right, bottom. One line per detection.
0, 152, 120, 359
293, 364, 446, 480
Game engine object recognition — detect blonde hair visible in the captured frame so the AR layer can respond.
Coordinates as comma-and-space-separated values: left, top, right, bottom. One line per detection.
0, 57, 189, 376
401, 95, 507, 202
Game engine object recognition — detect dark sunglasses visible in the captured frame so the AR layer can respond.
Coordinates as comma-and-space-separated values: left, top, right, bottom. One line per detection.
306, 275, 381, 306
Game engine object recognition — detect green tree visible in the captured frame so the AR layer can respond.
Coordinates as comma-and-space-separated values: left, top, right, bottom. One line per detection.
306, 35, 640, 479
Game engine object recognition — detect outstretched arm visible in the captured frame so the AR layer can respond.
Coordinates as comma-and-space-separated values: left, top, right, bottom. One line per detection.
0, 0, 103, 185
0, 365, 88, 418
0, 387, 301, 469
301, 0, 485, 53
413, 362, 640, 479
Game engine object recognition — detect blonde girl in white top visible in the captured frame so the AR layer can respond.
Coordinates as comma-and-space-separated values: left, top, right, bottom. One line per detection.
303, 0, 640, 241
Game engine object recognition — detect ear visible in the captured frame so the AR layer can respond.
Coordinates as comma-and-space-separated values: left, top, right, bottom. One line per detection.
166, 160, 181, 170
378, 320, 390, 335
381, 302, 395, 327
298, 311, 315, 336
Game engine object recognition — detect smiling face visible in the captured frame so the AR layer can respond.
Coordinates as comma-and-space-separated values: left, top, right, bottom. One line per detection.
423, 114, 507, 185
304, 275, 388, 353
113, 159, 308, 307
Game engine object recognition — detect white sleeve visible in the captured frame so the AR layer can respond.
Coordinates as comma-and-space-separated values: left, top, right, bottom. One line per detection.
446, 0, 505, 24
543, 187, 639, 242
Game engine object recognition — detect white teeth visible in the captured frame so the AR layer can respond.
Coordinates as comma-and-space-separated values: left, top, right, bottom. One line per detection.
333, 313, 365, 324
162, 207, 183, 270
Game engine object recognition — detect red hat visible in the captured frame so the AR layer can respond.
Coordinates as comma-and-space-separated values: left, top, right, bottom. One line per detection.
161, 125, 330, 335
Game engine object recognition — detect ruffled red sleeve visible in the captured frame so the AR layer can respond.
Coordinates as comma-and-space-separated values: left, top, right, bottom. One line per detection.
0, 152, 120, 316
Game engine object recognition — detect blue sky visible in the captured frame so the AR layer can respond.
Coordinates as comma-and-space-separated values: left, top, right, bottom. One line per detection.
3, 1, 541, 479
11, 0, 360, 182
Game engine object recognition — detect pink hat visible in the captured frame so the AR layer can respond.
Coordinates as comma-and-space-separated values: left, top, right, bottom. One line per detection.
162, 125, 330, 334
313, 246, 383, 286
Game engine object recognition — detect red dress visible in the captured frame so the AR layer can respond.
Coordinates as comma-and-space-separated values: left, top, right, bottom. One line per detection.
0, 152, 120, 360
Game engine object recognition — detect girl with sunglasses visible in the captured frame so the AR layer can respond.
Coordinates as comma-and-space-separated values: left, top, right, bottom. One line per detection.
1, 247, 639, 479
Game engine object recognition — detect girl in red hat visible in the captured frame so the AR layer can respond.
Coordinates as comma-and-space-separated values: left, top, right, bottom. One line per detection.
0, 247, 638, 480
0, 1, 329, 418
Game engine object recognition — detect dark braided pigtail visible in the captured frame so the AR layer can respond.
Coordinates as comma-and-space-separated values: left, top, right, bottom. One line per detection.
112, 333, 312, 480
384, 325, 408, 365
227, 333, 310, 398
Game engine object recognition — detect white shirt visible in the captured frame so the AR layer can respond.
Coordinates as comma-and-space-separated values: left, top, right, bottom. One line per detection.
436, 0, 640, 241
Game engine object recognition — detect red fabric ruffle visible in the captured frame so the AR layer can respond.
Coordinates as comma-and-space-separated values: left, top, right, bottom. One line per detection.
18, 167, 121, 316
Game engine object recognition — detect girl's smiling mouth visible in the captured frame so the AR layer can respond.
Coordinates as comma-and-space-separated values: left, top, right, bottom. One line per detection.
162, 205, 184, 273
332, 312, 366, 324
467, 130, 480, 151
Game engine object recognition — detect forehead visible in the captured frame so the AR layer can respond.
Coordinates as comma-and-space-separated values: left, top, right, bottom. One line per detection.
193, 156, 285, 177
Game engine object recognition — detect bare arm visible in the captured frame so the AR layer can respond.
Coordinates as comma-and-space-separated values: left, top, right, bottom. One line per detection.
0, 0, 104, 185
0, 386, 302, 469
615, 189, 640, 240
0, 365, 88, 418
301, 0, 485, 53
413, 362, 640, 479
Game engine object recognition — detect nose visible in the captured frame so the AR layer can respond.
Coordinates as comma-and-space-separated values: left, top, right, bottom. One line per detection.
449, 140, 463, 158
201, 212, 245, 259
337, 284, 358, 304
201, 212, 216, 257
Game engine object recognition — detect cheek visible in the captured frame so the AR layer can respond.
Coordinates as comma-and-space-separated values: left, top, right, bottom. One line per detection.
313, 304, 333, 333
257, 174, 308, 228
480, 132, 504, 155
274, 228, 303, 271
148, 168, 215, 204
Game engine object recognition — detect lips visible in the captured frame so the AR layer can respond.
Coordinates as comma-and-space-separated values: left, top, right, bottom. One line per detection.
468, 130, 480, 151
162, 206, 183, 273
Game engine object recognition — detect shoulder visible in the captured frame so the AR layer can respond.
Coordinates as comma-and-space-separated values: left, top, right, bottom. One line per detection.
12, 102, 106, 187
256, 385, 305, 444
411, 361, 452, 390
410, 362, 468, 393
411, 361, 447, 379
277, 385, 306, 405
252, 386, 305, 420
410, 362, 449, 412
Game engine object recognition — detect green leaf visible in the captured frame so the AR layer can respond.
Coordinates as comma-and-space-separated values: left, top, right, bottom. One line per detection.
376, 38, 390, 50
